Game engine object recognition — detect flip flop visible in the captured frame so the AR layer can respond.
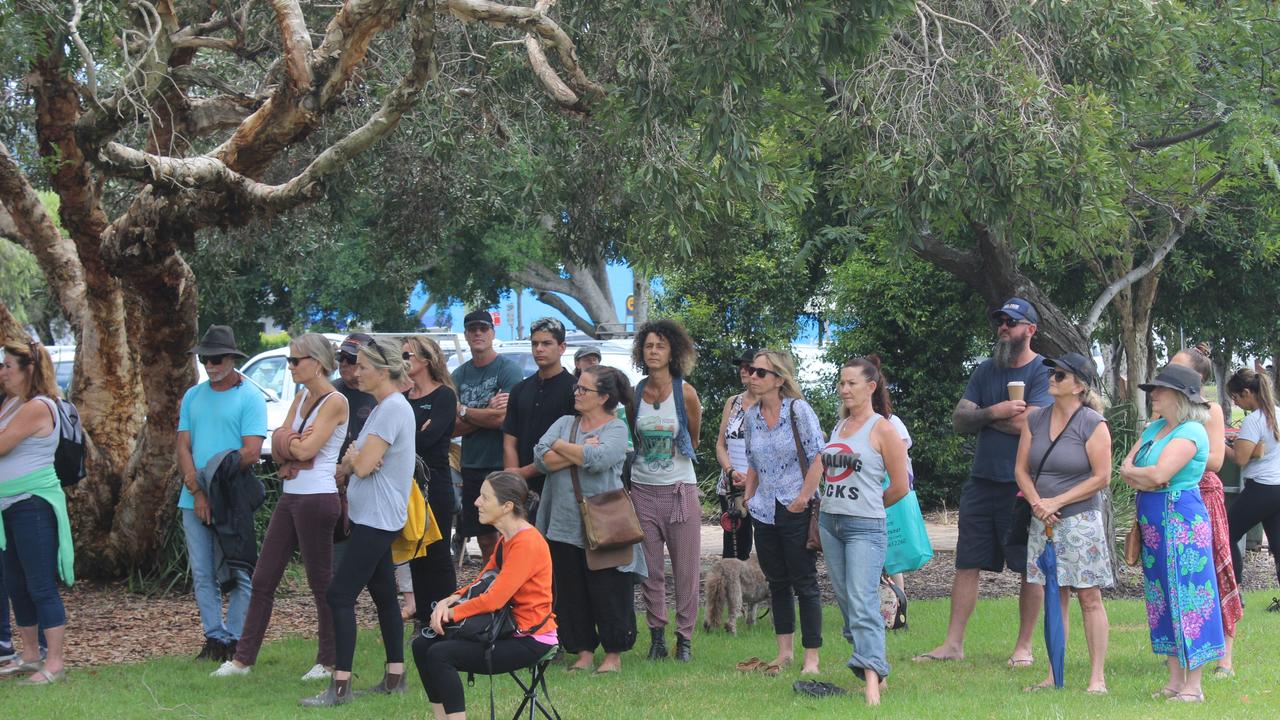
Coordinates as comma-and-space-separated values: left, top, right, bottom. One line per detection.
1086, 687, 1108, 696
793, 680, 847, 698
912, 653, 958, 663
1169, 692, 1204, 703
1212, 666, 1235, 679
1022, 680, 1056, 693
735, 657, 764, 672
0, 659, 42, 677
1151, 687, 1179, 699
18, 668, 64, 686
762, 660, 790, 677
1006, 656, 1034, 668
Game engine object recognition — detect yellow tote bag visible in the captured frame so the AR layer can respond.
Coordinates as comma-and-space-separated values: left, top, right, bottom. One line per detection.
392, 475, 443, 564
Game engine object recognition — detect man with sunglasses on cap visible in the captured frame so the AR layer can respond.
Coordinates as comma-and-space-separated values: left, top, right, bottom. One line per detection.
916, 298, 1051, 667
176, 325, 268, 663
452, 310, 523, 564
334, 333, 377, 454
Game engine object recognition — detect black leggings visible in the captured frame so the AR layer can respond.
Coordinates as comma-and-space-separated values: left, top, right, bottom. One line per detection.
326, 523, 402, 672
410, 484, 458, 622
1228, 479, 1280, 587
719, 493, 753, 560
412, 633, 553, 713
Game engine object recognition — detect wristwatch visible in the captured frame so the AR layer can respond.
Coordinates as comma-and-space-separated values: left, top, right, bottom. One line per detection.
459, 405, 468, 418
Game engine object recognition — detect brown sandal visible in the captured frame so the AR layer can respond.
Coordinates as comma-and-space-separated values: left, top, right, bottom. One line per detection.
762, 659, 791, 677
735, 657, 763, 672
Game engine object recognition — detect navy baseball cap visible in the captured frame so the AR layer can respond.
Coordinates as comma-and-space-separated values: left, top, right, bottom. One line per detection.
991, 297, 1039, 325
463, 310, 494, 329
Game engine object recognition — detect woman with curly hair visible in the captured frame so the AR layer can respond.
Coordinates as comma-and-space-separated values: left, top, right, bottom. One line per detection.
628, 319, 702, 662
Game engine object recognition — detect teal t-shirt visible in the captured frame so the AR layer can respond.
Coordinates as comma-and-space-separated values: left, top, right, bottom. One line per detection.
1135, 418, 1208, 493
452, 356, 524, 469
176, 377, 269, 509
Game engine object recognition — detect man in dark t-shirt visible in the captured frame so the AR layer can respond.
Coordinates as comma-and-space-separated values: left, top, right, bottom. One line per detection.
916, 297, 1052, 667
502, 318, 576, 503
334, 333, 377, 455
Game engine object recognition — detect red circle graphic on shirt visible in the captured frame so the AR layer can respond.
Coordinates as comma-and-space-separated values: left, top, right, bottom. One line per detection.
823, 443, 854, 482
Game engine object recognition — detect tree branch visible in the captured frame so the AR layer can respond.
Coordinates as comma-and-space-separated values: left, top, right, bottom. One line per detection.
443, 0, 603, 108
510, 263, 577, 298
1129, 120, 1224, 151
0, 142, 87, 332
530, 290, 596, 336
1082, 168, 1227, 333
271, 0, 315, 92
911, 230, 981, 285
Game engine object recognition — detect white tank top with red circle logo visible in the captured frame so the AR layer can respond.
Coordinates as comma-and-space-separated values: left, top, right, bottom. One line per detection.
819, 414, 886, 519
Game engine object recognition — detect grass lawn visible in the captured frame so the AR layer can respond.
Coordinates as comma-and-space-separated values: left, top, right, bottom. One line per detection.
10, 591, 1280, 719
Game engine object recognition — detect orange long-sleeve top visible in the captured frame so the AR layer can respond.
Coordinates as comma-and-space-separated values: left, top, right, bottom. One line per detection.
452, 527, 557, 635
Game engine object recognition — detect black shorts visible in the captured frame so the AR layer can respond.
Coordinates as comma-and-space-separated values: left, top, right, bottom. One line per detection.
456, 467, 498, 537
955, 477, 1026, 573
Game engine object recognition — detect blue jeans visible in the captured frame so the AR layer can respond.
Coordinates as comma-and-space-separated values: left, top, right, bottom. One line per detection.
2, 498, 66, 630
818, 511, 889, 680
182, 508, 252, 642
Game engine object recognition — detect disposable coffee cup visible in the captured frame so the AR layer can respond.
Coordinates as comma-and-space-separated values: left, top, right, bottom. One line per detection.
1007, 381, 1025, 402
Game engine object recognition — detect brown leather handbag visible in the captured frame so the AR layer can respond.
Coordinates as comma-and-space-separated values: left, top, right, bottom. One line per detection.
568, 419, 644, 569
788, 407, 822, 552
1123, 519, 1142, 566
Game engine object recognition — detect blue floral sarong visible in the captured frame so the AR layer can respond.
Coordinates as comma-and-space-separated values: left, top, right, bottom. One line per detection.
1137, 488, 1225, 669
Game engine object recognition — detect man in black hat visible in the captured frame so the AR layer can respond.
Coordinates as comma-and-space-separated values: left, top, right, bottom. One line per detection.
502, 318, 576, 504
334, 332, 376, 453
451, 310, 523, 563
917, 297, 1052, 666
175, 325, 268, 662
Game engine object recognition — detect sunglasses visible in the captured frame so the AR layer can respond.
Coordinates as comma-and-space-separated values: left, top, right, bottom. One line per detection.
572, 384, 604, 395
993, 317, 1027, 329
338, 352, 357, 365
199, 354, 229, 365
286, 356, 311, 367
364, 338, 389, 364
746, 366, 780, 379
465, 323, 492, 333
1135, 440, 1154, 465
1048, 369, 1068, 382
402, 351, 415, 360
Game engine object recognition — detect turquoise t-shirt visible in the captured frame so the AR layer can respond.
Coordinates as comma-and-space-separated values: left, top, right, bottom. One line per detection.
1135, 418, 1208, 493
176, 377, 269, 509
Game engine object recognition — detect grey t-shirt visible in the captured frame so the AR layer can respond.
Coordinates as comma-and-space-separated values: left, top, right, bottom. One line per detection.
1239, 407, 1280, 485
1026, 406, 1106, 518
452, 355, 524, 469
962, 355, 1053, 482
347, 392, 416, 531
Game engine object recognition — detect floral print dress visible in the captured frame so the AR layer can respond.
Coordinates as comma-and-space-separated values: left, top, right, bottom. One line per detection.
1134, 419, 1225, 669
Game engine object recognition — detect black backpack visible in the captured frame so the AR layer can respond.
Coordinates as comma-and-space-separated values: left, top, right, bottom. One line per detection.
49, 397, 87, 487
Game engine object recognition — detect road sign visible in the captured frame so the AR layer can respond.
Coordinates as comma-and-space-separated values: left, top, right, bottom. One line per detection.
491, 312, 501, 326
625, 294, 635, 318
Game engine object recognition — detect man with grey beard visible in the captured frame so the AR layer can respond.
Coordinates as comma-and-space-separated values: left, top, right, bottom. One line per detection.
915, 297, 1051, 666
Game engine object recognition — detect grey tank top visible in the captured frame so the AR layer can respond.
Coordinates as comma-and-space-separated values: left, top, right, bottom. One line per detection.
0, 396, 60, 510
1026, 406, 1105, 518
818, 415, 886, 519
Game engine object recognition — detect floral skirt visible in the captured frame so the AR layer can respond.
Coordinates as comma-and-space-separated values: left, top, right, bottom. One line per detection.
1199, 472, 1243, 636
1026, 510, 1114, 589
1137, 489, 1225, 669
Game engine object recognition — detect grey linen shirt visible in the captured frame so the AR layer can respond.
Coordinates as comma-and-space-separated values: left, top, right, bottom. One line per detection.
533, 415, 646, 577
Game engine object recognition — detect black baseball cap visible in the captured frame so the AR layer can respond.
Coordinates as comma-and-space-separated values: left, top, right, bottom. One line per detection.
463, 310, 494, 329
338, 332, 372, 356
1139, 364, 1206, 404
734, 349, 757, 365
1043, 353, 1096, 386
991, 297, 1040, 325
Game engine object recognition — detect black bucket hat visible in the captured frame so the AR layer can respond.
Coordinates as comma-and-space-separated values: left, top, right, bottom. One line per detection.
189, 325, 247, 358
1138, 364, 1205, 403
734, 349, 758, 366
1043, 352, 1096, 387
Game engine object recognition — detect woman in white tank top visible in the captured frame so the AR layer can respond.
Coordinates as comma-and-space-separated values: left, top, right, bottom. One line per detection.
816, 358, 909, 706
213, 334, 348, 680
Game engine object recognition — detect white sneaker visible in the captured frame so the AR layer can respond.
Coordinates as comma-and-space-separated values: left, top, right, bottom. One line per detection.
210, 661, 250, 677
300, 663, 332, 681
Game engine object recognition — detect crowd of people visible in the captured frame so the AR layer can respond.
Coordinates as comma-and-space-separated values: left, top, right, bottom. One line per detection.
1, 297, 1278, 711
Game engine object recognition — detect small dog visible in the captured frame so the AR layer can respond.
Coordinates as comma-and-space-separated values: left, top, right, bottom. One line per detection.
703, 556, 769, 635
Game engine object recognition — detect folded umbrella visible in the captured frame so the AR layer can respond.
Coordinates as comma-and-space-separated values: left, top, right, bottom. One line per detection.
1037, 525, 1066, 688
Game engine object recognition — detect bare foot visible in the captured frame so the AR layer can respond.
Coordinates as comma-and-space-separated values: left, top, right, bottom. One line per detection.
800, 663, 821, 675
569, 651, 593, 672
1022, 677, 1055, 692
595, 659, 621, 673
865, 671, 883, 705
914, 645, 963, 662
